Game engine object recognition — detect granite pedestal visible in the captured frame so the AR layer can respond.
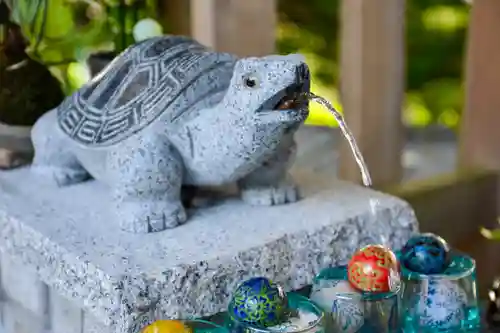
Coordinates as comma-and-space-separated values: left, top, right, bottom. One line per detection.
0, 167, 418, 333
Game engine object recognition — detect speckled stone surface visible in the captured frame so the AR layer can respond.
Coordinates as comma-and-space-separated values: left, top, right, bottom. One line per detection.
0, 167, 418, 332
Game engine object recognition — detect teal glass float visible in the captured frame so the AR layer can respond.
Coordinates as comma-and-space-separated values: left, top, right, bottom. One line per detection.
310, 266, 363, 333
226, 292, 325, 333
310, 265, 400, 333
399, 251, 480, 332
188, 320, 229, 333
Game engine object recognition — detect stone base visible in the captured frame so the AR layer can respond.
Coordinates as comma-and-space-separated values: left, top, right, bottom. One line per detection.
0, 167, 418, 333
0, 250, 110, 333
0, 148, 32, 169
0, 123, 33, 169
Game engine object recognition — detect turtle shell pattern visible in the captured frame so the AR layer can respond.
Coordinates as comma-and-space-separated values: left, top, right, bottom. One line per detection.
57, 36, 236, 147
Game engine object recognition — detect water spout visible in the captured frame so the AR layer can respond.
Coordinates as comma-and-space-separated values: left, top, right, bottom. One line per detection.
305, 92, 373, 187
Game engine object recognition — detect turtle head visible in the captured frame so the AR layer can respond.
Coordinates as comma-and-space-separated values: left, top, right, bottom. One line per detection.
224, 54, 311, 133
173, 54, 311, 185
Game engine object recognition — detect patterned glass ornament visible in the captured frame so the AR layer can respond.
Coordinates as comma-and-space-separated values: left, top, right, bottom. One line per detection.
228, 277, 288, 327
401, 233, 450, 274
347, 244, 400, 293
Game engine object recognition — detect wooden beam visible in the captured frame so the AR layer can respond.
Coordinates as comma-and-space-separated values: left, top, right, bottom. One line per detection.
338, 0, 405, 187
383, 169, 498, 246
189, 0, 276, 56
158, 0, 191, 36
456, 229, 500, 298
459, 0, 500, 170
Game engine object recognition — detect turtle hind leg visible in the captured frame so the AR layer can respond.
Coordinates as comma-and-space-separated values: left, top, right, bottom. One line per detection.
30, 109, 91, 186
108, 136, 187, 233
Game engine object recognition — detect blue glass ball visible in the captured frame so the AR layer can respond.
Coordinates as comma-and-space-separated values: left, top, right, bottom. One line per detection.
228, 277, 288, 328
401, 233, 450, 274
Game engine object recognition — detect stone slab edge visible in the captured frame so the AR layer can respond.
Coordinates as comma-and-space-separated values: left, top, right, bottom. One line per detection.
0, 213, 120, 326
0, 194, 418, 332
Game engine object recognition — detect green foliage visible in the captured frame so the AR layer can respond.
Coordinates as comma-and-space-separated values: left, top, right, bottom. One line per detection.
0, 16, 64, 126
481, 224, 500, 241
8, 0, 109, 92
277, 0, 470, 128
277, 0, 340, 87
10, 0, 110, 61
8, 0, 157, 93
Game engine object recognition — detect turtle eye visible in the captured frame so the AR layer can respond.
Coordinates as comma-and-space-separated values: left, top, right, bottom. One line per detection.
243, 74, 260, 89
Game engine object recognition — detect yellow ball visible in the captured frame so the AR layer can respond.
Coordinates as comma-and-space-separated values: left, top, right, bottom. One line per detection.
142, 320, 192, 333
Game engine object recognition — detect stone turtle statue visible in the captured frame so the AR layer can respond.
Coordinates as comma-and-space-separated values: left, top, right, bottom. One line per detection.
30, 35, 311, 233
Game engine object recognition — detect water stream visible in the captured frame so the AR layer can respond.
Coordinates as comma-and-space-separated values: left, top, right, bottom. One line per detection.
305, 93, 389, 245
305, 92, 373, 188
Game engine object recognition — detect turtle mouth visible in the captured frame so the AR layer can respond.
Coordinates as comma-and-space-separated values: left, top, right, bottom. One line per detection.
256, 82, 309, 133
257, 82, 309, 131
272, 62, 310, 112
274, 95, 302, 110
272, 82, 308, 111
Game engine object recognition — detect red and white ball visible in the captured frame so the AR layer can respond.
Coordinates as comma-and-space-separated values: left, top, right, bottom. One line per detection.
347, 244, 401, 293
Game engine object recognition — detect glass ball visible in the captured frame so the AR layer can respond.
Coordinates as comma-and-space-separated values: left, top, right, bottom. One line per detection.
347, 244, 400, 293
142, 320, 192, 333
401, 233, 450, 274
228, 277, 288, 327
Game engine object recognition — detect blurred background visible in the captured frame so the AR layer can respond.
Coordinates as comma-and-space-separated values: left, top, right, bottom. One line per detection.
280, 0, 467, 130
0, 0, 470, 181
1, 0, 470, 128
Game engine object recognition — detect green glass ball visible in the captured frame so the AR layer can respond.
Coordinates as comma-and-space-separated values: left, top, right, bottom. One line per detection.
229, 277, 288, 328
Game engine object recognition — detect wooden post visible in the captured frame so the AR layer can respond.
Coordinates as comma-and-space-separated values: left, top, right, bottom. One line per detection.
338, 0, 405, 187
459, 0, 500, 171
158, 0, 191, 36
189, 0, 277, 56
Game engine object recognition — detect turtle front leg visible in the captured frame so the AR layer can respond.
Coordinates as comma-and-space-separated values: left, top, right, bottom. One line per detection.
31, 109, 91, 186
237, 142, 300, 206
108, 137, 187, 233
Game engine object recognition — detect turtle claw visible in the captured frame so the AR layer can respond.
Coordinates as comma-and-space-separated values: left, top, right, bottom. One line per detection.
115, 200, 188, 233
240, 182, 300, 206
147, 207, 188, 232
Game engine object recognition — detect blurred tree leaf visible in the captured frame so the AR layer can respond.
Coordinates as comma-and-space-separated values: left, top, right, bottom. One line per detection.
481, 227, 500, 241
7, 0, 471, 126
277, 0, 469, 125
11, 0, 114, 66
8, 0, 158, 93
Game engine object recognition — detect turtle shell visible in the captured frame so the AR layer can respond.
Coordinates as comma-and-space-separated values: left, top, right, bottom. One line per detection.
57, 36, 236, 147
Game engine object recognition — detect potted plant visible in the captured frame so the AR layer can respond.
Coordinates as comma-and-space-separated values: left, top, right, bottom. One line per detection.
0, 0, 163, 169
0, 2, 64, 169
